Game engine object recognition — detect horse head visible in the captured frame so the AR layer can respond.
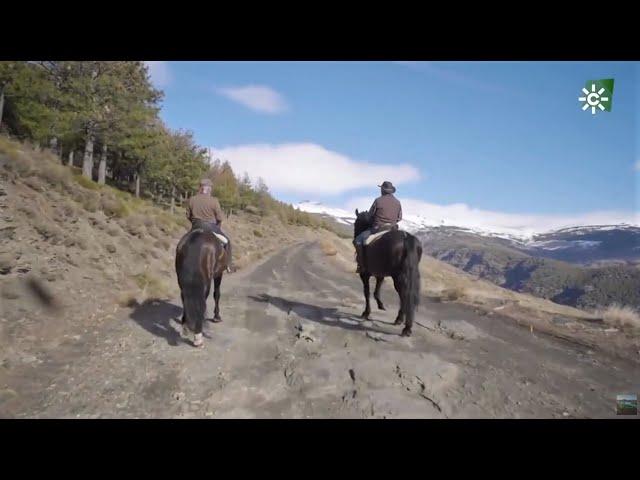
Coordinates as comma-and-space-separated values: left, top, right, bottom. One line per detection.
354, 208, 373, 238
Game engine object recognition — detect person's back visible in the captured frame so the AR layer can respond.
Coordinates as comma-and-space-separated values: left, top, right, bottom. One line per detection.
370, 191, 402, 229
186, 179, 233, 272
187, 192, 225, 225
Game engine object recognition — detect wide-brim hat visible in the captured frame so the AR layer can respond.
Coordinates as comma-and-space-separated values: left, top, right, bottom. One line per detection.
378, 181, 396, 194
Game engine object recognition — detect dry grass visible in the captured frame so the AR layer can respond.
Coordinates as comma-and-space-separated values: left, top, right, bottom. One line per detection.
79, 191, 100, 212
597, 304, 640, 330
147, 226, 164, 240
17, 204, 38, 219
319, 239, 338, 256
24, 176, 45, 191
106, 224, 121, 237
33, 220, 65, 244
0, 254, 16, 274
153, 238, 172, 251
100, 196, 130, 218
40, 161, 72, 189
121, 215, 147, 237
57, 200, 79, 219
131, 271, 170, 301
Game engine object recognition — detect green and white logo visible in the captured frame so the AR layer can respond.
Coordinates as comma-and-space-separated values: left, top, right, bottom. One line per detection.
578, 79, 614, 115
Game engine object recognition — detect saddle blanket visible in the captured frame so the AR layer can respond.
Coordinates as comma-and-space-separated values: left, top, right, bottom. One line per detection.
364, 229, 399, 246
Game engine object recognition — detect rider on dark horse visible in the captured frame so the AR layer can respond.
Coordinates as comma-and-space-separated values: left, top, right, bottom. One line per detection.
353, 181, 402, 273
186, 178, 234, 273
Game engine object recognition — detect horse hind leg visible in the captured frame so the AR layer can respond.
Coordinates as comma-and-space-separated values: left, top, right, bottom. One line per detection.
180, 291, 187, 325
374, 276, 385, 310
360, 273, 371, 320
392, 276, 405, 325
212, 275, 222, 322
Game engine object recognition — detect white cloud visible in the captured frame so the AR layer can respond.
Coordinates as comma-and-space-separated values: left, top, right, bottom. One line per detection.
216, 85, 288, 114
144, 61, 172, 88
209, 143, 420, 195
345, 196, 639, 237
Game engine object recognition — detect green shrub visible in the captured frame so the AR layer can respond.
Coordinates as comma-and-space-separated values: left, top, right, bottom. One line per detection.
74, 174, 100, 191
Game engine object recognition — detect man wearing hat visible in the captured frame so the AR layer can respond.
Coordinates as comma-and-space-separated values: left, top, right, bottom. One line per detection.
186, 178, 234, 272
354, 181, 403, 273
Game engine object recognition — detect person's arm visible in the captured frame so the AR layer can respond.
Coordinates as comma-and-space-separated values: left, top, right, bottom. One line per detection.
368, 199, 377, 217
186, 198, 192, 221
213, 198, 226, 225
398, 203, 402, 222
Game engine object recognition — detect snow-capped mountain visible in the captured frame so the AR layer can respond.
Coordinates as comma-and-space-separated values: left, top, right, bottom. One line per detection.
295, 201, 355, 226
294, 201, 451, 233
295, 201, 640, 264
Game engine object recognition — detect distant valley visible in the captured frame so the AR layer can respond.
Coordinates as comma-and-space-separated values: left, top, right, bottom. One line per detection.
296, 201, 640, 310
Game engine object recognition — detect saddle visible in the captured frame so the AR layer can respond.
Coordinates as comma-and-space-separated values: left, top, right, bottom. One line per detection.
363, 224, 399, 246
190, 221, 229, 245
212, 232, 229, 245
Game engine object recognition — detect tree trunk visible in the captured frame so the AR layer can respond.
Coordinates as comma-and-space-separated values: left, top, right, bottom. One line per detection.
49, 137, 58, 157
0, 86, 5, 127
67, 150, 74, 167
171, 186, 176, 214
98, 143, 107, 185
82, 134, 94, 179
135, 173, 140, 198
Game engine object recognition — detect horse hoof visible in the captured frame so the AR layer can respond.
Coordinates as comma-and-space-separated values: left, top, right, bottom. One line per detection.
193, 333, 204, 347
361, 312, 370, 320
400, 328, 412, 337
211, 316, 222, 323
394, 318, 404, 325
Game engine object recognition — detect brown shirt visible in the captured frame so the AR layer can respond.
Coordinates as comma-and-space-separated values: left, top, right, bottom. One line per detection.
369, 193, 402, 228
186, 193, 226, 224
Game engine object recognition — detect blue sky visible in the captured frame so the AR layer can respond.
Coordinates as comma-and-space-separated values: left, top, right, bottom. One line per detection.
146, 61, 639, 229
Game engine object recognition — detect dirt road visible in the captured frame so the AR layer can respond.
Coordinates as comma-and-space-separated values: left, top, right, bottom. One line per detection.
2, 241, 639, 418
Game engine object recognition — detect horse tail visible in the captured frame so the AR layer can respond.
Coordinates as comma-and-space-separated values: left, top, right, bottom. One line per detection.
181, 282, 206, 334
399, 232, 422, 314
176, 232, 209, 335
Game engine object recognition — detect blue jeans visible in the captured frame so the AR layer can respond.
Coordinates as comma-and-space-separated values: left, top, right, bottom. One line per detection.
354, 229, 371, 246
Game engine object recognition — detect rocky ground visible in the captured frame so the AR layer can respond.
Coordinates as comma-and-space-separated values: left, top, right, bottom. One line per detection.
2, 240, 638, 418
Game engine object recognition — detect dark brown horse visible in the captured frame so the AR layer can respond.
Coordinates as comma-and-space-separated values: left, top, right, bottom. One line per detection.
175, 229, 229, 347
354, 209, 423, 336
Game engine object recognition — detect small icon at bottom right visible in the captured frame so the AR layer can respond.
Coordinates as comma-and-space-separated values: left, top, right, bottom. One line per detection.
616, 394, 637, 415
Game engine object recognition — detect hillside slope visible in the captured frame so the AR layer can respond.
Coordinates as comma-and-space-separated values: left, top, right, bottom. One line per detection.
416, 228, 640, 310
0, 139, 328, 370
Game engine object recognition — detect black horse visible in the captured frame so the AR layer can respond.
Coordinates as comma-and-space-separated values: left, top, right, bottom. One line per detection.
353, 209, 423, 336
175, 229, 230, 347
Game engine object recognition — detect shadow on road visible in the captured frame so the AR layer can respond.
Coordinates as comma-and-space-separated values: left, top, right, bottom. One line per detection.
129, 299, 185, 346
248, 293, 399, 336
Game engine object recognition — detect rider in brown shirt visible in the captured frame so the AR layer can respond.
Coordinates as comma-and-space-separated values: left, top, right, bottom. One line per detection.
186, 178, 233, 272
186, 185, 226, 225
354, 181, 403, 273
